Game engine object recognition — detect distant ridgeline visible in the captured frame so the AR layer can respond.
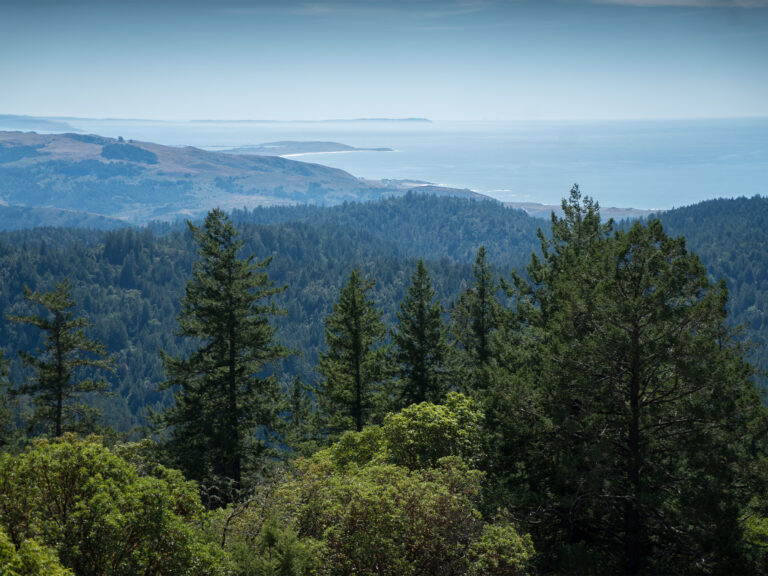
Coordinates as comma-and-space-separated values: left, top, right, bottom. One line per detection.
0, 130, 483, 225
218, 141, 394, 156
0, 193, 766, 434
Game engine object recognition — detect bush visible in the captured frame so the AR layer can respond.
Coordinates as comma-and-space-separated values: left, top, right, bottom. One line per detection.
218, 395, 532, 576
0, 435, 231, 576
382, 391, 484, 469
0, 527, 72, 576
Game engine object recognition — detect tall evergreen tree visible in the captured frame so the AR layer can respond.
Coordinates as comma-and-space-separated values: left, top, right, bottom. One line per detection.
496, 187, 766, 574
279, 375, 320, 457
6, 279, 113, 437
450, 246, 503, 392
157, 209, 286, 490
318, 269, 387, 436
393, 260, 449, 408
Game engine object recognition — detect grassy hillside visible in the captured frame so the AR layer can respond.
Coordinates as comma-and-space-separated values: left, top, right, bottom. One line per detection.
0, 131, 489, 225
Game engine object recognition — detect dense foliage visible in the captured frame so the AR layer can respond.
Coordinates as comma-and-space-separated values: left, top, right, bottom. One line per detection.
157, 210, 287, 493
0, 435, 231, 576
318, 269, 388, 436
1, 193, 768, 575
6, 279, 114, 436
0, 526, 72, 576
486, 188, 767, 574
219, 394, 534, 576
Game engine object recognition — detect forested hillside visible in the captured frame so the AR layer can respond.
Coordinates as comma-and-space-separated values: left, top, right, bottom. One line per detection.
231, 192, 542, 268
1, 194, 767, 434
3, 191, 768, 575
656, 196, 768, 344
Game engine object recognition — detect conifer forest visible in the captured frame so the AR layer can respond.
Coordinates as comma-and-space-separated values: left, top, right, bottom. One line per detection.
2, 189, 768, 575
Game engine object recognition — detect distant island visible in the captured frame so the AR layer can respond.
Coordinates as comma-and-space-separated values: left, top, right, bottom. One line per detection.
0, 114, 431, 131
505, 201, 657, 221
320, 118, 431, 123
220, 141, 393, 156
191, 117, 431, 124
0, 114, 77, 133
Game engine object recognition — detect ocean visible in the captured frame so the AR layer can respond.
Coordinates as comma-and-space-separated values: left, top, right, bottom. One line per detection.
60, 117, 768, 210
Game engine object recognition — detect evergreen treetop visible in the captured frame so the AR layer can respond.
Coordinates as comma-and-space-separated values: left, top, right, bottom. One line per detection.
6, 279, 113, 437
158, 208, 287, 494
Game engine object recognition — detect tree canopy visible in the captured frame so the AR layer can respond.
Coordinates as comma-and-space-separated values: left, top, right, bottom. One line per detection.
6, 279, 113, 436
157, 208, 287, 493
318, 269, 388, 436
392, 260, 450, 408
490, 186, 766, 574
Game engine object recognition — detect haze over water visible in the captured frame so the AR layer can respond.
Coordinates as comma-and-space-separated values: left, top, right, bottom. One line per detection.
63, 117, 768, 210
5, 0, 768, 210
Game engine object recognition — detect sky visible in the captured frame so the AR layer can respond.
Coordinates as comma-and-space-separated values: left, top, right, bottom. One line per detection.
1, 0, 767, 121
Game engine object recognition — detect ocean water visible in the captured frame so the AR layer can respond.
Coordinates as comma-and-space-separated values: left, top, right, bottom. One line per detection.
62, 117, 768, 210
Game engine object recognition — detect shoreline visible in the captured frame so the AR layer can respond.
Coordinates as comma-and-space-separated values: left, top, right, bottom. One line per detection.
282, 149, 395, 158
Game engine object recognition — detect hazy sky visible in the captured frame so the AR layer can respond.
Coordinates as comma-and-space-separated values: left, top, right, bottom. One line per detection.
2, 0, 767, 121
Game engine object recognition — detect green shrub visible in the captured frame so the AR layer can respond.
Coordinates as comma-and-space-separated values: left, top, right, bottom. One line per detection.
0, 435, 231, 576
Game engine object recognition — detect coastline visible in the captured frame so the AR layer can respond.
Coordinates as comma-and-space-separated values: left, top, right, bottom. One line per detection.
281, 149, 394, 158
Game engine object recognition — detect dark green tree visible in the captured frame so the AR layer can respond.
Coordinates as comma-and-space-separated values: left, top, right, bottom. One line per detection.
392, 260, 450, 408
280, 375, 321, 458
318, 269, 387, 436
498, 187, 766, 574
450, 246, 503, 392
157, 209, 286, 490
0, 351, 13, 446
6, 279, 113, 437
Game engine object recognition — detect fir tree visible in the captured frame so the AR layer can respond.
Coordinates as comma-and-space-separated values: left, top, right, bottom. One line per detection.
157, 209, 286, 491
6, 279, 113, 437
393, 260, 449, 408
280, 375, 320, 457
450, 246, 503, 392
318, 269, 387, 436
497, 187, 766, 574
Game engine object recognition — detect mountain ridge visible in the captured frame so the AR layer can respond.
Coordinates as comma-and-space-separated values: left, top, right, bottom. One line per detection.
0, 130, 483, 225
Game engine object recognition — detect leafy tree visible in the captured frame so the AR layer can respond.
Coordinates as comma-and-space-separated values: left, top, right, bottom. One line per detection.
467, 522, 536, 576
0, 527, 72, 576
221, 395, 533, 576
500, 187, 766, 574
392, 260, 450, 407
0, 435, 231, 576
157, 208, 286, 490
317, 269, 387, 436
381, 392, 484, 470
6, 279, 113, 436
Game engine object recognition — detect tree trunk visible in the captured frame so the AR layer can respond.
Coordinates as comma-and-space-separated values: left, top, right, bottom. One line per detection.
227, 304, 241, 485
625, 323, 643, 575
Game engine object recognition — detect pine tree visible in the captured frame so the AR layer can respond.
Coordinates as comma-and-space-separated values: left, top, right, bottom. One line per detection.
6, 279, 113, 437
393, 260, 449, 408
450, 246, 503, 392
318, 269, 387, 436
157, 209, 286, 491
498, 187, 766, 574
280, 375, 320, 457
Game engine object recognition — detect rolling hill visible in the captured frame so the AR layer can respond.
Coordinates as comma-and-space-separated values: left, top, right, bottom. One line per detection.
0, 131, 485, 225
